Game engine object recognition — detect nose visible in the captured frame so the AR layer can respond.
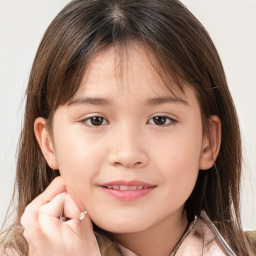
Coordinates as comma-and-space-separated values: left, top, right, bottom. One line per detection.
108, 124, 149, 169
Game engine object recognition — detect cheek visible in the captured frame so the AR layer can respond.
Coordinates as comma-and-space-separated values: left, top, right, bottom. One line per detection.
53, 131, 106, 207
155, 126, 202, 199
54, 126, 103, 170
155, 124, 202, 168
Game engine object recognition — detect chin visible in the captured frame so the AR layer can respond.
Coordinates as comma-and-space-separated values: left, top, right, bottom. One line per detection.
92, 216, 148, 234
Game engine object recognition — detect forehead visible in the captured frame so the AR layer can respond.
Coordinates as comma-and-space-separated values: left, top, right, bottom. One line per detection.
73, 42, 197, 106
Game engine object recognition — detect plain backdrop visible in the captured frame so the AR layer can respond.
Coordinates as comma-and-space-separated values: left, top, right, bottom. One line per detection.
0, 0, 255, 230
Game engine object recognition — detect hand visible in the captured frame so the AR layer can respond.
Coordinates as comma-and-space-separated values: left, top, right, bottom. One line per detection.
21, 177, 101, 256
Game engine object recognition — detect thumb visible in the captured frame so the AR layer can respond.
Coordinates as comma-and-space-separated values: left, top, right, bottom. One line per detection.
65, 211, 93, 236
65, 213, 101, 255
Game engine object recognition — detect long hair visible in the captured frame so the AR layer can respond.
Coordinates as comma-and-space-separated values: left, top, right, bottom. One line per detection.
1, 0, 255, 255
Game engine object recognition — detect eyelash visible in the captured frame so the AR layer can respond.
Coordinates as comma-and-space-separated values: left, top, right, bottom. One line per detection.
81, 115, 177, 127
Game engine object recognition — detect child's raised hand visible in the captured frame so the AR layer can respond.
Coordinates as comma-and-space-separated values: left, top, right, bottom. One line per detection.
20, 177, 101, 256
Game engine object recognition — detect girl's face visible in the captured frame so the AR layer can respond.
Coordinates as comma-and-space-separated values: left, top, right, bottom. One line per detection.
38, 43, 217, 234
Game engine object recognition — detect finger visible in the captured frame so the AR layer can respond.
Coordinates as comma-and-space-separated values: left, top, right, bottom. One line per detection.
64, 213, 93, 241
22, 176, 66, 227
37, 176, 66, 205
37, 192, 68, 237
21, 178, 65, 229
38, 213, 61, 240
39, 192, 83, 221
63, 193, 81, 219
21, 203, 39, 229
37, 194, 67, 237
39, 192, 66, 217
65, 215, 101, 255
22, 225, 44, 245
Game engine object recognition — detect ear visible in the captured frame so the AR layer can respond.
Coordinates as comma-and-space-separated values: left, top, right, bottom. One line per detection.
34, 117, 58, 170
199, 115, 221, 170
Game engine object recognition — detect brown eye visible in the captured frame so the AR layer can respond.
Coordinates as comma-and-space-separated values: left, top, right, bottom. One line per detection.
153, 116, 167, 125
148, 116, 176, 126
84, 116, 107, 126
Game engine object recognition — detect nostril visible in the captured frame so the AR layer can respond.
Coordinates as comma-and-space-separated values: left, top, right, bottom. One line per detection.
108, 149, 149, 168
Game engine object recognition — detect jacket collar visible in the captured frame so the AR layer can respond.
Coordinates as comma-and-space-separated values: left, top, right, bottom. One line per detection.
97, 211, 236, 256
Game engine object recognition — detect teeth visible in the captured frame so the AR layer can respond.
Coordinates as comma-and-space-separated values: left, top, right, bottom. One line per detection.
120, 185, 129, 190
105, 185, 148, 190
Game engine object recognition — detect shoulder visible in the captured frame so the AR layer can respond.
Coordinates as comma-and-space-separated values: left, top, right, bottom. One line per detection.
96, 232, 122, 256
0, 247, 20, 256
245, 230, 256, 247
175, 211, 237, 256
0, 241, 20, 256
199, 211, 237, 255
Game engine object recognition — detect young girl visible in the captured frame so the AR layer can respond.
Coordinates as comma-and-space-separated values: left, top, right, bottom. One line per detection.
1, 0, 255, 255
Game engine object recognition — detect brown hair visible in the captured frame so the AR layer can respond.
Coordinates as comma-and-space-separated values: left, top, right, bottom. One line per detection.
1, 0, 255, 255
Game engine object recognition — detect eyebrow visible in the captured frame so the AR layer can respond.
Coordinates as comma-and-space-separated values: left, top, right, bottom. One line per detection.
69, 97, 112, 106
68, 96, 188, 106
146, 96, 188, 106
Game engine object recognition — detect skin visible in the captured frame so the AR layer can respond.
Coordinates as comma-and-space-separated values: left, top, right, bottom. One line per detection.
21, 178, 101, 256
30, 43, 221, 256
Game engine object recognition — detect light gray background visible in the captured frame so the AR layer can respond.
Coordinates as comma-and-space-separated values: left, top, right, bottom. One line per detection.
0, 0, 255, 230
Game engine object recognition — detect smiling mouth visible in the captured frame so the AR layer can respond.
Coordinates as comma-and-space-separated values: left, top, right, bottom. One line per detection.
100, 181, 156, 201
103, 185, 152, 190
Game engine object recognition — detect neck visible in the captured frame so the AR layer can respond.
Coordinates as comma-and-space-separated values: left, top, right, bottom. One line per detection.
110, 209, 188, 256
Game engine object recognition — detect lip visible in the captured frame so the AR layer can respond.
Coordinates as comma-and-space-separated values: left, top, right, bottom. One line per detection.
101, 180, 155, 187
100, 180, 157, 201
